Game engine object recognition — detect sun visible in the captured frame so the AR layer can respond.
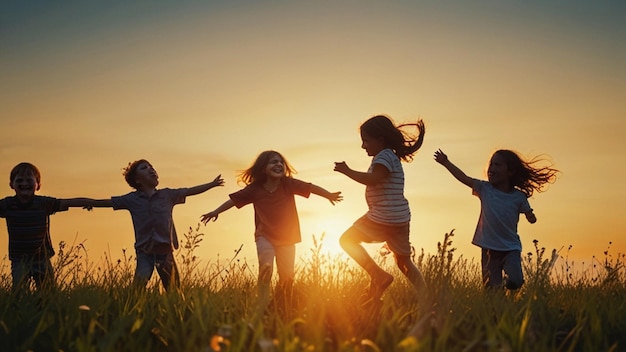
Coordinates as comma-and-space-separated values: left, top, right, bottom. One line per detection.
301, 217, 351, 258
300, 214, 392, 260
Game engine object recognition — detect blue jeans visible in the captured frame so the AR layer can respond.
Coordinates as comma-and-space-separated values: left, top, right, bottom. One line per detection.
135, 250, 179, 291
481, 248, 524, 290
11, 258, 55, 290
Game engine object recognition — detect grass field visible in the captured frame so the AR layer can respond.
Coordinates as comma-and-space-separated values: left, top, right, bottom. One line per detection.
0, 227, 624, 352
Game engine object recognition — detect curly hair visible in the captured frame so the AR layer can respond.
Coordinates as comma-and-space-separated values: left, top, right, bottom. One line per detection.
123, 159, 152, 189
360, 115, 425, 162
238, 150, 296, 186
494, 150, 559, 197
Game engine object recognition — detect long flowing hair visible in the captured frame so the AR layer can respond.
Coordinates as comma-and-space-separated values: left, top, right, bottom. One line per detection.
360, 115, 425, 162
237, 150, 296, 186
494, 149, 559, 197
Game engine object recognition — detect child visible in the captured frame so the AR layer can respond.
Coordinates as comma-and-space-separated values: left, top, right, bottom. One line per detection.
90, 159, 224, 291
0, 162, 96, 290
200, 150, 342, 303
434, 148, 558, 290
334, 115, 427, 305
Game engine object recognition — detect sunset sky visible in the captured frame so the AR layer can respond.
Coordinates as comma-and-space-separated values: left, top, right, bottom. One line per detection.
1, 1, 624, 275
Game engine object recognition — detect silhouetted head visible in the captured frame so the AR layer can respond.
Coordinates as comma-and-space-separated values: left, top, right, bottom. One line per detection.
123, 159, 158, 190
491, 150, 525, 186
10, 162, 41, 200
10, 162, 41, 188
239, 150, 296, 185
359, 115, 425, 162
360, 115, 404, 149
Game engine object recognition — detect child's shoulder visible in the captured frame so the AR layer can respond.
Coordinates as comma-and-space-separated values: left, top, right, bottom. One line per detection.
373, 148, 400, 164
377, 148, 397, 158
0, 196, 10, 209
157, 187, 186, 194
474, 179, 500, 194
0, 195, 57, 210
475, 179, 489, 187
114, 190, 138, 197
282, 177, 304, 185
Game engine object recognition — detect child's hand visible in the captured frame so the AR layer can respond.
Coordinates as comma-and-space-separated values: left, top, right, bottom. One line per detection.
433, 149, 448, 164
212, 175, 225, 188
334, 161, 350, 174
328, 191, 343, 205
201, 211, 219, 224
525, 210, 537, 224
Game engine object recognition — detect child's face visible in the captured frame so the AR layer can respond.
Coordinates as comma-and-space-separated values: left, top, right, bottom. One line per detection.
134, 162, 159, 189
10, 171, 39, 200
488, 153, 512, 188
360, 131, 385, 157
265, 154, 285, 179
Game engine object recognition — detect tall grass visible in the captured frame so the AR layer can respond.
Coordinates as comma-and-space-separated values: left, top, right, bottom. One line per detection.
0, 227, 624, 351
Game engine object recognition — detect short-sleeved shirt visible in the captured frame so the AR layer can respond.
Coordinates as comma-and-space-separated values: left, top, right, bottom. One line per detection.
471, 180, 532, 251
111, 188, 187, 252
0, 195, 67, 261
229, 178, 312, 246
365, 148, 410, 225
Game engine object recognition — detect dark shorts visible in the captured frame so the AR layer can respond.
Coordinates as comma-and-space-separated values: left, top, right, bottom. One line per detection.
352, 215, 412, 257
11, 257, 54, 289
481, 248, 524, 290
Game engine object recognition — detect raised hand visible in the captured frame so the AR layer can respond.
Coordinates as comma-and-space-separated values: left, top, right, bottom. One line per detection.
334, 161, 350, 175
434, 149, 448, 164
212, 174, 225, 188
200, 211, 219, 224
328, 191, 343, 205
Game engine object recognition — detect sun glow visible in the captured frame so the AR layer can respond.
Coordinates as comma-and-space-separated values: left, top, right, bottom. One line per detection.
300, 216, 392, 262
302, 217, 350, 258
1, 0, 623, 279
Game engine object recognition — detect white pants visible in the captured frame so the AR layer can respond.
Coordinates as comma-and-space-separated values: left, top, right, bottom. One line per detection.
255, 236, 295, 285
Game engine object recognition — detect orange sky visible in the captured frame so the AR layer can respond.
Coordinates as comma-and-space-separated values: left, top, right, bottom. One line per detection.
1, 1, 625, 275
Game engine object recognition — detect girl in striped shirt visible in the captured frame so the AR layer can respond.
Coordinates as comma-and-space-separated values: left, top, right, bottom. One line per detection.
334, 115, 427, 305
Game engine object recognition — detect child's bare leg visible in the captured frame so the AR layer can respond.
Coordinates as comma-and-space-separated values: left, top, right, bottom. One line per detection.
255, 237, 275, 311
275, 244, 295, 302
257, 263, 272, 309
396, 255, 427, 302
396, 254, 437, 340
340, 227, 393, 300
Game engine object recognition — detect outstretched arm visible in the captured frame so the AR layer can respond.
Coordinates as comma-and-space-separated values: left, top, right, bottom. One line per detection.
186, 174, 225, 197
90, 199, 114, 208
60, 198, 113, 210
200, 199, 235, 224
433, 149, 474, 188
334, 162, 389, 186
310, 184, 343, 205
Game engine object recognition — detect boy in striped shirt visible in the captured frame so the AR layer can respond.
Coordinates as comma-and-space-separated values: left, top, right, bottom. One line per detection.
0, 162, 96, 290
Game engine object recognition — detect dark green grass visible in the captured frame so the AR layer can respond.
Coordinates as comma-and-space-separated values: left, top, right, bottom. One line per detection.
0, 229, 624, 351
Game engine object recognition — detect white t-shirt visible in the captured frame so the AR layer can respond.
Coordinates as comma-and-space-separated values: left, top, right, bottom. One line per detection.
471, 180, 532, 251
365, 148, 410, 224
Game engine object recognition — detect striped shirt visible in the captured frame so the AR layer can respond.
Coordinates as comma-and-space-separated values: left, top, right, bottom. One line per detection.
365, 148, 410, 224
111, 188, 188, 252
0, 195, 66, 261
